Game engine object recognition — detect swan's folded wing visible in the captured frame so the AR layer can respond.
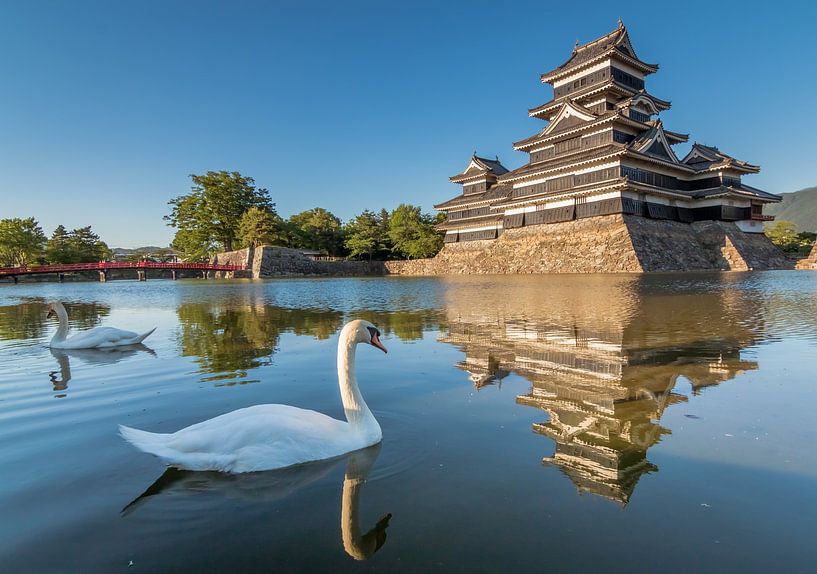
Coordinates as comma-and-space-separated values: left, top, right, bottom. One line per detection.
162, 404, 357, 472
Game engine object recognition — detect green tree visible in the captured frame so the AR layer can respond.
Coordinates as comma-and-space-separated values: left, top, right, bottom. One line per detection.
171, 226, 217, 262
288, 208, 345, 256
45, 225, 73, 263
387, 204, 443, 259
0, 217, 47, 267
65, 226, 110, 262
344, 210, 381, 260
237, 207, 285, 248
165, 171, 274, 253
765, 220, 799, 252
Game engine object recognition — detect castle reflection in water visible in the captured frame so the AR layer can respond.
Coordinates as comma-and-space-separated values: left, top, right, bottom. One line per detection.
438, 275, 762, 505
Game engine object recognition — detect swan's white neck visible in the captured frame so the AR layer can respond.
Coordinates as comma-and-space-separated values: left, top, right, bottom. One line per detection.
337, 327, 381, 441
50, 304, 70, 344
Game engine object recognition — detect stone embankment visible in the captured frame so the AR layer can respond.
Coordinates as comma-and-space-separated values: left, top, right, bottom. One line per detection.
211, 215, 794, 278
796, 243, 817, 270
211, 246, 382, 278
385, 215, 793, 275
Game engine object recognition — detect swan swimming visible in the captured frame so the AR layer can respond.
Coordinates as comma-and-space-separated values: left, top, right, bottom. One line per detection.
47, 301, 156, 349
120, 319, 387, 473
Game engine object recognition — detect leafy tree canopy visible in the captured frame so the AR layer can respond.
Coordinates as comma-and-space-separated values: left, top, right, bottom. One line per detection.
45, 225, 110, 264
0, 217, 47, 267
765, 220, 815, 254
165, 171, 275, 254
238, 207, 286, 249
387, 204, 443, 260
344, 209, 382, 260
288, 208, 345, 256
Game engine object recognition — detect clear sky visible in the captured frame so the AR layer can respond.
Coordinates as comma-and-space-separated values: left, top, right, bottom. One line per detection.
1, 0, 815, 248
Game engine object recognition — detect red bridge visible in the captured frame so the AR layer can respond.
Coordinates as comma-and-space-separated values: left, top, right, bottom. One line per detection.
0, 261, 246, 283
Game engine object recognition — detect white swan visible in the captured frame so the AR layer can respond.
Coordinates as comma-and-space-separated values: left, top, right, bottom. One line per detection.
47, 301, 156, 349
120, 319, 387, 473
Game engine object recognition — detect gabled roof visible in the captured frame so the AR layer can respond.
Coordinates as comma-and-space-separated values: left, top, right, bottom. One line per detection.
542, 101, 597, 135
652, 124, 688, 144
617, 90, 671, 114
630, 120, 680, 163
681, 143, 760, 174
540, 21, 658, 84
513, 110, 644, 150
449, 154, 510, 183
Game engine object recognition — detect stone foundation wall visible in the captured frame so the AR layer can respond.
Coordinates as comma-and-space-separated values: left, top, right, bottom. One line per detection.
212, 246, 383, 278
210, 216, 793, 278
796, 243, 817, 270
385, 214, 793, 275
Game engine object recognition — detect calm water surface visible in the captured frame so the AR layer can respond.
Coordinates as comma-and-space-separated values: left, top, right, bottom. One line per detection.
1, 273, 816, 573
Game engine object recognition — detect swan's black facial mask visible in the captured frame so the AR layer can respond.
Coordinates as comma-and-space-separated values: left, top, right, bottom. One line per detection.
367, 327, 387, 354
47, 309, 56, 319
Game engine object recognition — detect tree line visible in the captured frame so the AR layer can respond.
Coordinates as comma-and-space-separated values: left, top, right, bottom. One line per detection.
0, 219, 110, 267
0, 170, 445, 268
166, 170, 445, 261
764, 220, 816, 254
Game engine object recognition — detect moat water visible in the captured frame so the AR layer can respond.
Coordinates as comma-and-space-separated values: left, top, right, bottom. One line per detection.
1, 273, 816, 573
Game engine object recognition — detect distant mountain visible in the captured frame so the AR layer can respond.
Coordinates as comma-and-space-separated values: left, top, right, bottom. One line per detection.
111, 246, 167, 256
765, 186, 817, 232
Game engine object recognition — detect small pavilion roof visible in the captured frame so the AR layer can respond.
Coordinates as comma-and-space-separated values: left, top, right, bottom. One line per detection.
540, 21, 658, 84
450, 154, 510, 183
691, 183, 781, 202
681, 143, 760, 174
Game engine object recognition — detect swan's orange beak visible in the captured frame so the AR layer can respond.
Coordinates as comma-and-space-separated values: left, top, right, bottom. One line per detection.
371, 333, 387, 354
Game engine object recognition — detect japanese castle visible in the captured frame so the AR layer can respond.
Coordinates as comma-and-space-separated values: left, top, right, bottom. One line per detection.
435, 21, 779, 244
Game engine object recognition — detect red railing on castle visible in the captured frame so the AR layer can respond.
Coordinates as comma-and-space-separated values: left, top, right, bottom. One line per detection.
0, 261, 245, 277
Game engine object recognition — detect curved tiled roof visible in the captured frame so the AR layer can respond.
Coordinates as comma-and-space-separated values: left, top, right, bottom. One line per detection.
540, 22, 658, 83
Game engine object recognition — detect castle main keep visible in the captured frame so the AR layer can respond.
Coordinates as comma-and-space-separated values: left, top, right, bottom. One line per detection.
419, 21, 790, 274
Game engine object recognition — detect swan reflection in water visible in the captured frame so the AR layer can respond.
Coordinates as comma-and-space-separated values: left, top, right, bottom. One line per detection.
123, 444, 392, 560
48, 345, 156, 394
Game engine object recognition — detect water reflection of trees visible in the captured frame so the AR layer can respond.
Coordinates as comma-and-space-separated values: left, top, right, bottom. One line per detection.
177, 302, 444, 381
176, 303, 345, 377
438, 275, 765, 506
353, 310, 445, 342
0, 300, 110, 341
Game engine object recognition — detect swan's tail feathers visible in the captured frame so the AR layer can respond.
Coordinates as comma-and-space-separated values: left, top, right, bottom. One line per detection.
133, 328, 156, 344
119, 424, 237, 471
119, 424, 173, 457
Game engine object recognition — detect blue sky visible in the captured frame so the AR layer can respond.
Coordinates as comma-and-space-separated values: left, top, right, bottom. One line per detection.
1, 0, 815, 247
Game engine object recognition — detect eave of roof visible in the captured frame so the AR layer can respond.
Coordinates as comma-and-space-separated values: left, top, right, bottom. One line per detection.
436, 213, 504, 230
499, 145, 627, 183
692, 185, 781, 202
528, 81, 636, 118
513, 111, 645, 150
